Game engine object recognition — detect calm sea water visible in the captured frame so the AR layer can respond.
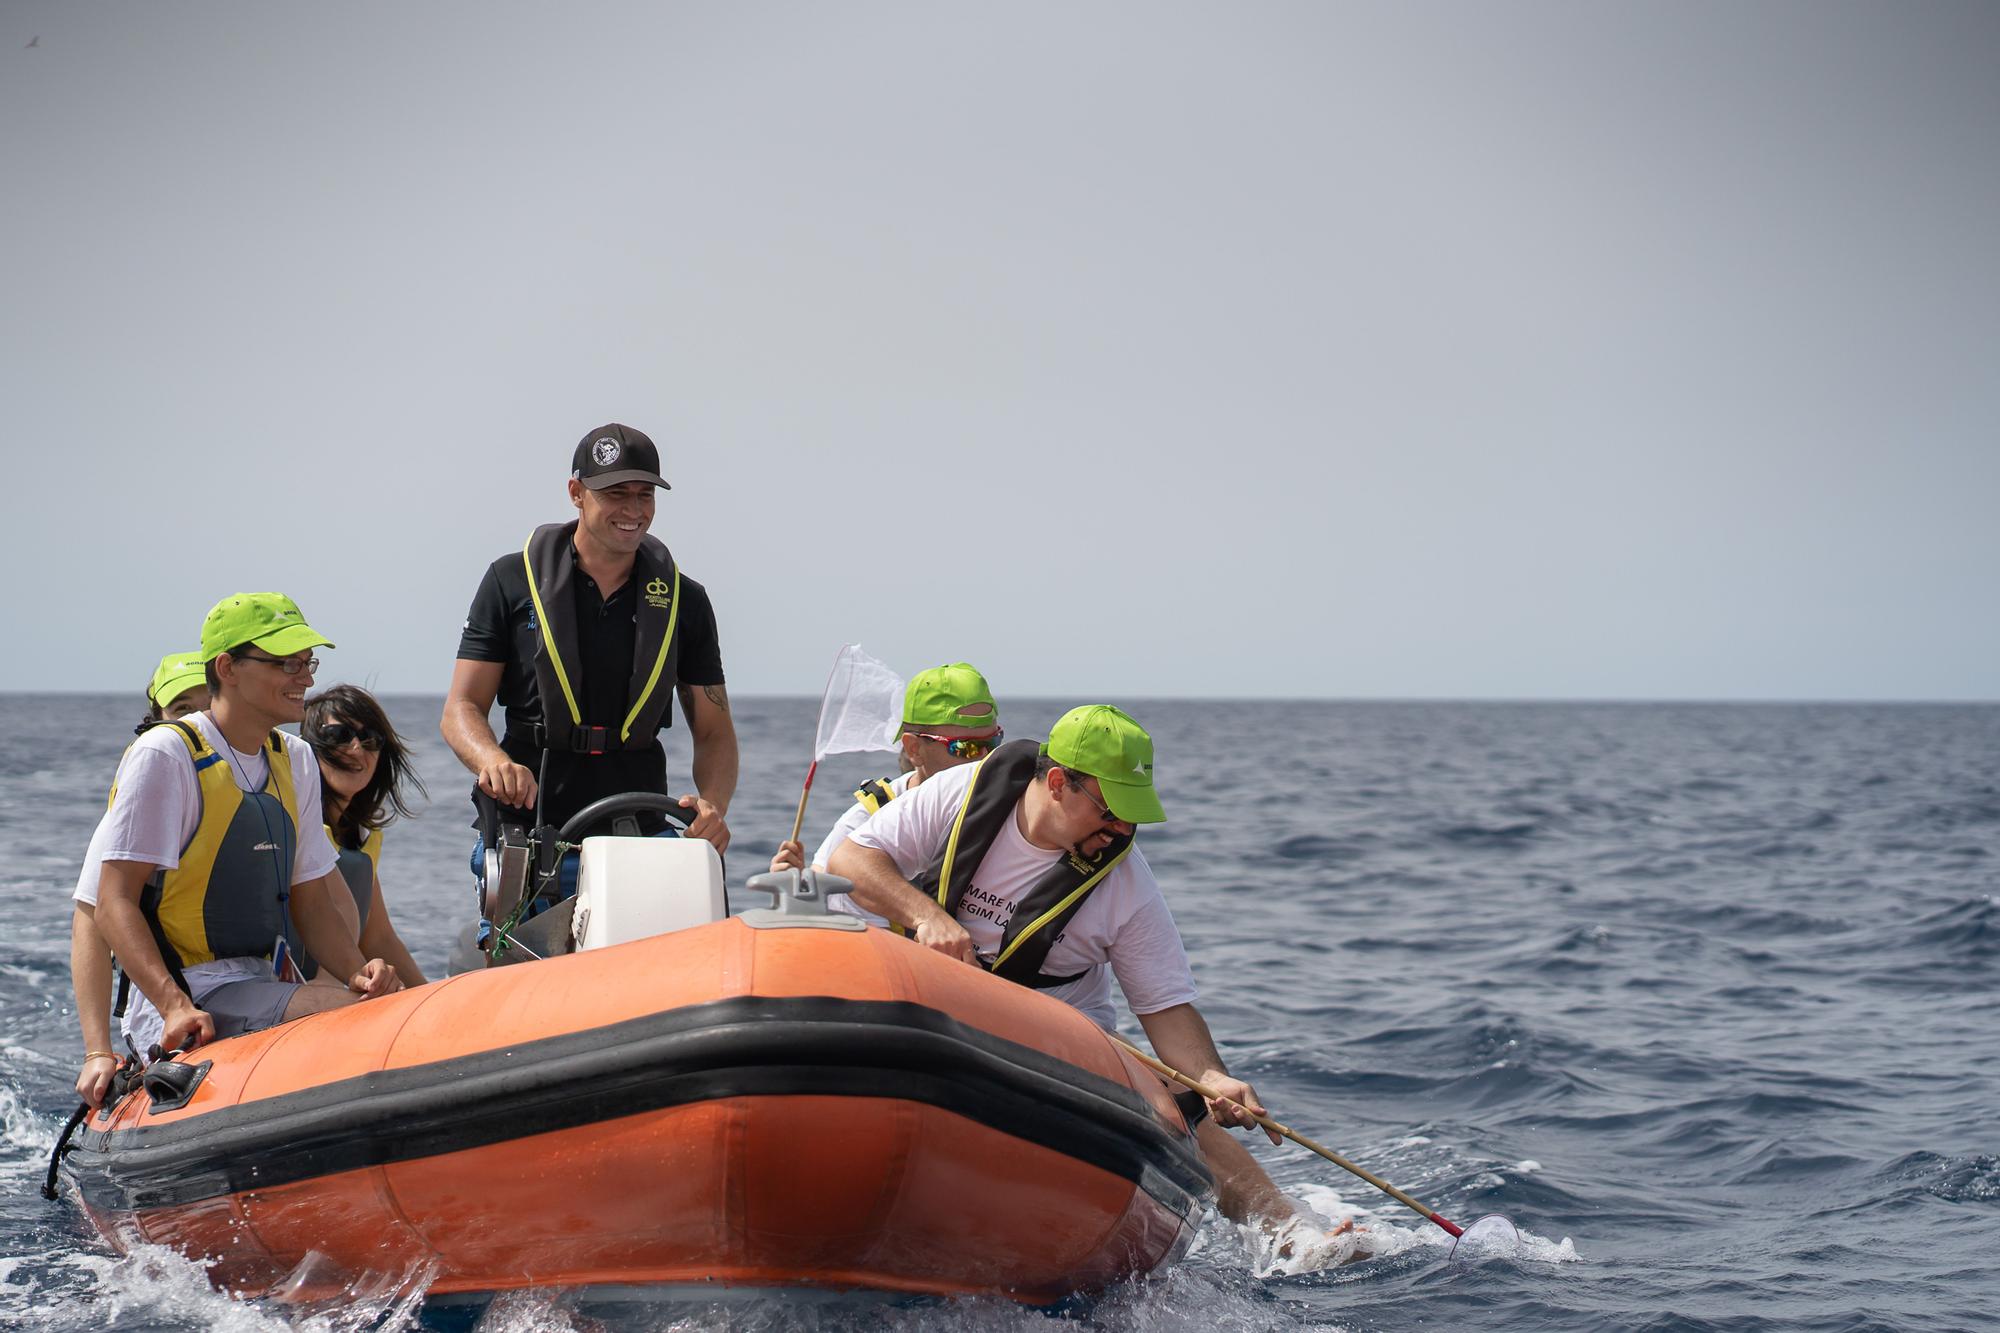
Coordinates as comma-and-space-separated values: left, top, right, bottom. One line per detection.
0, 695, 1995, 1331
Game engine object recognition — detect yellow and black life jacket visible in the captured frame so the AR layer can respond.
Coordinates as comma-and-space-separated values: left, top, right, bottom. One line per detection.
520, 521, 682, 755
906, 739, 1135, 990
118, 721, 302, 988
853, 777, 899, 815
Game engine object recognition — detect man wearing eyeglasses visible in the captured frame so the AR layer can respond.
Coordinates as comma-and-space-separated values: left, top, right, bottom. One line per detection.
768, 662, 1001, 923
81, 593, 402, 1059
442, 424, 736, 864
827, 704, 1355, 1260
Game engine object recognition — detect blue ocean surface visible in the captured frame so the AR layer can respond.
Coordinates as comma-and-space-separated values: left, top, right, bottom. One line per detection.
0, 695, 1995, 1331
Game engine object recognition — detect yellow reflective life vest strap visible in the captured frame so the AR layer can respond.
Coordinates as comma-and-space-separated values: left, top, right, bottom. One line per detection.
989, 841, 1134, 972
892, 766, 986, 939
521, 535, 584, 728
151, 725, 243, 969
935, 757, 989, 910
621, 567, 681, 743
853, 778, 896, 815
263, 730, 296, 819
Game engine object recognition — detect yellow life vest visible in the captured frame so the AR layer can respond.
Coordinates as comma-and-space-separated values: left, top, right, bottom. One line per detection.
128, 721, 302, 974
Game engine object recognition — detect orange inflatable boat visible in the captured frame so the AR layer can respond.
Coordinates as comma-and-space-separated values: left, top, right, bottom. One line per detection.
60, 850, 1210, 1307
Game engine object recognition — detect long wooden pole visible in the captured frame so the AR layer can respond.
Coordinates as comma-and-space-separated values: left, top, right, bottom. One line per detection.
1110, 1034, 1464, 1238
788, 760, 818, 845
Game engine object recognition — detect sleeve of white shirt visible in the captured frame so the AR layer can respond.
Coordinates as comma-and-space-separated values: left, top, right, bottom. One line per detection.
93, 736, 202, 872
845, 763, 971, 878
811, 800, 872, 871
1103, 854, 1200, 1016
72, 811, 114, 906
286, 737, 340, 884
811, 773, 915, 869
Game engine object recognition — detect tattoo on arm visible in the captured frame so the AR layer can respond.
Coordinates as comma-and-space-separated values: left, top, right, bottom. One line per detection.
680, 683, 731, 715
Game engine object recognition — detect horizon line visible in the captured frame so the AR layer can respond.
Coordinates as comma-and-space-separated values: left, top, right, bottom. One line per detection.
4, 690, 1994, 708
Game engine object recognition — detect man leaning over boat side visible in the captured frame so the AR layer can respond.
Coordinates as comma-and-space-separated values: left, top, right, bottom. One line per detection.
768, 661, 1003, 923
85, 594, 402, 1057
828, 705, 1361, 1263
440, 424, 737, 920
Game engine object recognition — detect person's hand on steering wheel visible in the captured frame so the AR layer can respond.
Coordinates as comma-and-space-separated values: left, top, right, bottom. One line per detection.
678, 796, 731, 853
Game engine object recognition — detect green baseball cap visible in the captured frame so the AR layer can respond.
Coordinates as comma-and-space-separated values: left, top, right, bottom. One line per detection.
1042, 704, 1166, 825
199, 592, 336, 663
902, 662, 998, 730
148, 652, 207, 708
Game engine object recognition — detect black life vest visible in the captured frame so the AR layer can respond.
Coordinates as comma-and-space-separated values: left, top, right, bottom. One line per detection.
521, 521, 682, 754
908, 740, 1135, 990
853, 777, 898, 814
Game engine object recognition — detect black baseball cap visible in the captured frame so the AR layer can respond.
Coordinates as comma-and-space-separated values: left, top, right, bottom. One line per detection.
571, 423, 670, 490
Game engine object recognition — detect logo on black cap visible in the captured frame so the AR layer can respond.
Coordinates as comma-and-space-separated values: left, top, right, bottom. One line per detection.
592, 437, 621, 466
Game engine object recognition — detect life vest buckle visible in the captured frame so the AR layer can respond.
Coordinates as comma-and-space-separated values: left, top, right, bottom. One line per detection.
569, 725, 612, 755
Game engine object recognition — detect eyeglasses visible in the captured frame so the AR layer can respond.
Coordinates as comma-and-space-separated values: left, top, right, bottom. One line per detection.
908, 728, 1004, 759
314, 721, 383, 751
234, 653, 319, 676
1069, 777, 1120, 824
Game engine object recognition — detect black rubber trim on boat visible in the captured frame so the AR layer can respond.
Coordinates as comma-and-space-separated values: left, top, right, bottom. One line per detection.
63, 996, 1212, 1218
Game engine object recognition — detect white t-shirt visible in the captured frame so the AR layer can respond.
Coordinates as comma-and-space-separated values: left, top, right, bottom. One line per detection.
73, 712, 338, 1051
812, 770, 916, 927
845, 759, 1197, 1030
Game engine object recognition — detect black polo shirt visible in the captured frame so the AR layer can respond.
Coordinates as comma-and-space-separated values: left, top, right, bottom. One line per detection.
457, 548, 724, 830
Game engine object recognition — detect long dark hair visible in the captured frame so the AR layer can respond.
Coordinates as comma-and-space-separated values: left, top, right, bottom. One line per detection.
303, 685, 426, 849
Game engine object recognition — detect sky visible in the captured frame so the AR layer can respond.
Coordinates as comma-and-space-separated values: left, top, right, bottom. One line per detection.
3, 2, 1996, 701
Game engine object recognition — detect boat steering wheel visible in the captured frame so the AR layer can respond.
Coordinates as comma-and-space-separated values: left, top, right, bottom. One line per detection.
556, 792, 698, 843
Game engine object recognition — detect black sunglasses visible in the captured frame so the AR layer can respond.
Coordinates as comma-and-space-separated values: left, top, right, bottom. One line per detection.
314, 721, 383, 751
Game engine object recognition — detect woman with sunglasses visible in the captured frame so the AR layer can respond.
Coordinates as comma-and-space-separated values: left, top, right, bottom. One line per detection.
298, 686, 428, 989
769, 664, 1001, 925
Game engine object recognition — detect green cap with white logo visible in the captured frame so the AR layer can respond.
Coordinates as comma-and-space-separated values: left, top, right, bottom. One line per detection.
902, 662, 998, 730
1042, 704, 1165, 825
148, 652, 206, 708
199, 592, 336, 663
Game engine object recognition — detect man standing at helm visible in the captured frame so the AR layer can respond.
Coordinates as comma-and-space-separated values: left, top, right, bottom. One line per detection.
442, 424, 737, 882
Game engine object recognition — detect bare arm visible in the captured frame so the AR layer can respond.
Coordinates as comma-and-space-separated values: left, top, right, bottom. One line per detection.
825, 841, 976, 963
94, 860, 213, 1052
675, 682, 739, 852
358, 871, 427, 986
1137, 1002, 1280, 1142
70, 904, 120, 1105
441, 658, 537, 809
292, 872, 399, 997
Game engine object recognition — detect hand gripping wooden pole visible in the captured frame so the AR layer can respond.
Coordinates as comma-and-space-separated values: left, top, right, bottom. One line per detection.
1110, 1034, 1465, 1238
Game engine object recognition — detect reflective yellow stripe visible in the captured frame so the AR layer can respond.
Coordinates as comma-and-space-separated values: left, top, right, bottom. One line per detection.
898, 759, 989, 938
990, 842, 1133, 971
934, 756, 988, 911
622, 568, 681, 743
155, 726, 227, 966
522, 536, 582, 727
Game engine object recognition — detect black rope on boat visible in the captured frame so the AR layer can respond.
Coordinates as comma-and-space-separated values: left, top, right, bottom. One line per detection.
43, 1056, 143, 1201
41, 1104, 90, 1201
